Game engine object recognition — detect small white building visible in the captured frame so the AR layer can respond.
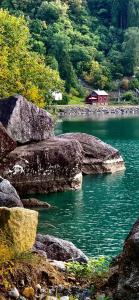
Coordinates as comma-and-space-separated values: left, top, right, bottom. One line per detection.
52, 91, 63, 101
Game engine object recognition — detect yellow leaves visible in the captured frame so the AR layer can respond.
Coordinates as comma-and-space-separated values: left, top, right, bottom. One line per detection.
100, 75, 109, 89
0, 9, 29, 48
91, 60, 100, 73
0, 9, 64, 107
25, 86, 45, 108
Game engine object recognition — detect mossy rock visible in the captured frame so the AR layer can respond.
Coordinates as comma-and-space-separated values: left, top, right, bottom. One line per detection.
0, 207, 38, 258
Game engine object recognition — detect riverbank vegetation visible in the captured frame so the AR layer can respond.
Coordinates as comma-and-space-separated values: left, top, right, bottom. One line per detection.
66, 256, 109, 280
0, 250, 111, 299
0, 0, 139, 106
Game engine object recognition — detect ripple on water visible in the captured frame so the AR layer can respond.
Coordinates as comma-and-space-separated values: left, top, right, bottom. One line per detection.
38, 117, 139, 257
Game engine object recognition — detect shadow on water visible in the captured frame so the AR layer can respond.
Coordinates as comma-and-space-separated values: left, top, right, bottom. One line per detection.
37, 117, 139, 257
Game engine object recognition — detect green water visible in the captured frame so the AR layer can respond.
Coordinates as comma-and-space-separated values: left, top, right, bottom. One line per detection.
38, 117, 139, 258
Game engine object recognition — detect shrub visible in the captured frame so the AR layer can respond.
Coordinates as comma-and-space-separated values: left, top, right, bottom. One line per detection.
66, 256, 109, 279
122, 91, 134, 102
132, 97, 139, 104
129, 78, 139, 90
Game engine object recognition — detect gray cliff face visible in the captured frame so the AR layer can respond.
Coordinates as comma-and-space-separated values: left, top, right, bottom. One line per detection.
34, 234, 88, 263
59, 133, 125, 174
112, 219, 139, 300
0, 137, 83, 195
0, 95, 54, 144
0, 122, 16, 160
0, 177, 23, 207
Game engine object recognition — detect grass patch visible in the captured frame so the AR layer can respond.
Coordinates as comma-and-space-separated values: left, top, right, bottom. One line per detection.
68, 95, 85, 105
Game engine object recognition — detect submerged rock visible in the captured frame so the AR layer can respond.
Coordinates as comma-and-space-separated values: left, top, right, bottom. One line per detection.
0, 177, 23, 207
0, 207, 38, 254
59, 133, 125, 174
21, 198, 51, 209
113, 219, 139, 299
0, 137, 83, 195
0, 95, 54, 143
0, 122, 16, 160
34, 234, 88, 263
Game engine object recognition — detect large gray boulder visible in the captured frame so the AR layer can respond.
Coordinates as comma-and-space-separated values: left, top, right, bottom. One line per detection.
34, 234, 88, 263
0, 95, 54, 143
0, 177, 23, 207
113, 219, 139, 300
0, 137, 83, 195
59, 133, 125, 174
0, 122, 16, 160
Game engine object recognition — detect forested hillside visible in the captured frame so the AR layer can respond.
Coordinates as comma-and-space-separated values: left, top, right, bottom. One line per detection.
0, 0, 139, 105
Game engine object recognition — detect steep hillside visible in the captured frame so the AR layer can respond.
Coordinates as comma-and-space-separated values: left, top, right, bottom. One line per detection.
0, 0, 139, 104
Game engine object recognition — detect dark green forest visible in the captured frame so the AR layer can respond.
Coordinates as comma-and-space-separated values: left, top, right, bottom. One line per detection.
0, 0, 139, 104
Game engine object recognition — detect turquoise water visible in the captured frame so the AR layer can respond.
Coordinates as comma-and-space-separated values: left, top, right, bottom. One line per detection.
38, 117, 139, 258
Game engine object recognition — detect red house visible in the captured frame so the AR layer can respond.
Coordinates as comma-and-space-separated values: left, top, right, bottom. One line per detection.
85, 90, 109, 105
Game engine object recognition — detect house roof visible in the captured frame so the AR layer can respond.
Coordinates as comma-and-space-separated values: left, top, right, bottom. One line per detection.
93, 90, 108, 96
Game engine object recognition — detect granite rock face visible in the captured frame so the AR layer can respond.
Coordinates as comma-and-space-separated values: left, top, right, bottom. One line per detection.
0, 137, 83, 195
34, 234, 88, 263
114, 219, 139, 300
0, 122, 16, 160
0, 95, 54, 143
0, 177, 23, 207
59, 133, 125, 174
0, 207, 38, 254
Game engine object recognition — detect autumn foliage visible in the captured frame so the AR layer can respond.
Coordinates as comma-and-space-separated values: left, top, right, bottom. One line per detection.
0, 10, 64, 107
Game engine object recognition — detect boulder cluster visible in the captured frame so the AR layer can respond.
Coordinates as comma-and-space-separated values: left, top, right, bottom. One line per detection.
0, 95, 125, 196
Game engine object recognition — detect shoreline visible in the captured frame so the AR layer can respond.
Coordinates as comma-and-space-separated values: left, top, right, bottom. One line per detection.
49, 104, 139, 118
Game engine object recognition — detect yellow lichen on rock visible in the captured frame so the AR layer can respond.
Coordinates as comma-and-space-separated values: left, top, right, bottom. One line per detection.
0, 207, 38, 255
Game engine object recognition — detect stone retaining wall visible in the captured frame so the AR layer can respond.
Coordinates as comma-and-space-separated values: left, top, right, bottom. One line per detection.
55, 105, 139, 118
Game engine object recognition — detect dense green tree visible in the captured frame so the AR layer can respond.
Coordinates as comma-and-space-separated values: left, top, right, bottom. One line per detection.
122, 27, 139, 75
0, 0, 139, 95
128, 0, 139, 27
0, 9, 64, 106
111, 0, 129, 29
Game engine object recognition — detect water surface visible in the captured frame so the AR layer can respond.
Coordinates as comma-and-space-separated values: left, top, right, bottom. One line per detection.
38, 117, 139, 257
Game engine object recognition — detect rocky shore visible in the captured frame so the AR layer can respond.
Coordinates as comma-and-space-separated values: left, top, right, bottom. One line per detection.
55, 105, 139, 118
0, 94, 130, 300
0, 203, 138, 299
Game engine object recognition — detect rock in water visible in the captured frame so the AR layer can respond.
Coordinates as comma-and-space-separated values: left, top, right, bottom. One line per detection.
59, 133, 125, 174
34, 234, 88, 263
21, 198, 51, 208
0, 207, 38, 254
114, 219, 139, 300
0, 95, 54, 143
0, 177, 23, 207
0, 137, 83, 195
0, 122, 16, 160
